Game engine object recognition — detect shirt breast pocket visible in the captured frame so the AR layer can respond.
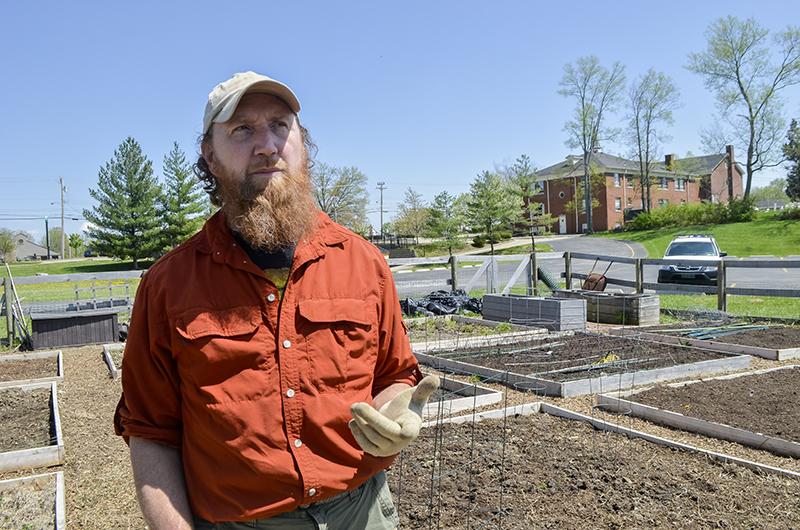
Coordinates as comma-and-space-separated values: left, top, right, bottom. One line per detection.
298, 298, 377, 392
175, 306, 274, 400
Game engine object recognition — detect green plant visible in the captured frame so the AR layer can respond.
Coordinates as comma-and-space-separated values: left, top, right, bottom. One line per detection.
471, 235, 486, 248
495, 322, 513, 332
777, 207, 800, 220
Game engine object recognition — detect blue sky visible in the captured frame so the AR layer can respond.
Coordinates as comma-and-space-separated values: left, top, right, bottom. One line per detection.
2, 0, 799, 240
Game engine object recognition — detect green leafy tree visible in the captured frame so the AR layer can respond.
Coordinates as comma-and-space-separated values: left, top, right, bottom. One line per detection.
688, 16, 800, 198
83, 137, 163, 268
0, 228, 14, 262
39, 227, 65, 257
310, 163, 369, 231
466, 171, 517, 255
506, 155, 555, 245
158, 142, 207, 253
393, 188, 429, 244
68, 233, 84, 258
559, 55, 626, 233
785, 119, 800, 200
626, 69, 680, 212
425, 191, 465, 257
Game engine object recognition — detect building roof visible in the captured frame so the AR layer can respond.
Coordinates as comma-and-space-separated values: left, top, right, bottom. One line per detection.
536, 151, 743, 182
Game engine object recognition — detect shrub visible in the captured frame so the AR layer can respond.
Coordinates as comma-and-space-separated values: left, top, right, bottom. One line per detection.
777, 207, 800, 220
625, 199, 756, 231
472, 235, 486, 248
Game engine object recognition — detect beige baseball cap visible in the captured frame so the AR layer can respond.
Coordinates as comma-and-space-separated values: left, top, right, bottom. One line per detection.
203, 71, 301, 134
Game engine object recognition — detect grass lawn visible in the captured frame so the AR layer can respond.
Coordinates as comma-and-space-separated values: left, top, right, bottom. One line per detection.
593, 214, 800, 257
660, 294, 800, 319
474, 243, 554, 255
1, 258, 152, 281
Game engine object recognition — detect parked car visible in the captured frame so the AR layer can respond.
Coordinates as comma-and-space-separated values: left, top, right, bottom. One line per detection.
657, 235, 726, 285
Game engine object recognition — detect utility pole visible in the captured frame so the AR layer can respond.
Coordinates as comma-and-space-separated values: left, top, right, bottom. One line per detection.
376, 182, 386, 241
45, 216, 51, 260
59, 177, 66, 259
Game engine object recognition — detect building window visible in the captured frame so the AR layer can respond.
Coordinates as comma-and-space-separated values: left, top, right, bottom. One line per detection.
627, 197, 632, 206
659, 177, 668, 189
681, 199, 686, 204
659, 199, 669, 207
676, 178, 685, 190
558, 191, 566, 199
614, 197, 622, 211
626, 176, 634, 188
613, 173, 621, 187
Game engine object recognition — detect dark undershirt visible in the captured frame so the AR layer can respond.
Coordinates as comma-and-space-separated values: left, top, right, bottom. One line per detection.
232, 232, 295, 270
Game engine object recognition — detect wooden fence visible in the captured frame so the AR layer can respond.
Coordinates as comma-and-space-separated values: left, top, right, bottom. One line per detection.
562, 252, 800, 311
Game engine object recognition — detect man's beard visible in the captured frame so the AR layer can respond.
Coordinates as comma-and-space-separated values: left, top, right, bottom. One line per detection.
216, 159, 318, 251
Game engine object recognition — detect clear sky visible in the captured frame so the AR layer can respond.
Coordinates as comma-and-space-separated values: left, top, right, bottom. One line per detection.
2, 0, 799, 241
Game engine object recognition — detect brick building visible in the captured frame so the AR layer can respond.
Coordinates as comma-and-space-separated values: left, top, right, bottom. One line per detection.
532, 146, 744, 234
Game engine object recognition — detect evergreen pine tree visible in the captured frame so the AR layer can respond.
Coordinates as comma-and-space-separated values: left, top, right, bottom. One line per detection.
158, 142, 207, 252
785, 119, 800, 201
83, 137, 162, 268
466, 171, 517, 255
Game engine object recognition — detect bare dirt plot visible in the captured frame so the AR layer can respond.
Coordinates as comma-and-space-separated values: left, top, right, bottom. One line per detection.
433, 333, 725, 382
390, 413, 800, 529
0, 358, 58, 383
714, 327, 800, 349
0, 473, 57, 530
633, 368, 800, 443
406, 317, 516, 343
0, 387, 53, 452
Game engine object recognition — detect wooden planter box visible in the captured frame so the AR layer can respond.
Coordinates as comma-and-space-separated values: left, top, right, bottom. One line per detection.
553, 290, 660, 326
481, 294, 586, 331
102, 343, 125, 380
0, 382, 65, 473
30, 308, 119, 349
0, 471, 66, 529
0, 350, 63, 389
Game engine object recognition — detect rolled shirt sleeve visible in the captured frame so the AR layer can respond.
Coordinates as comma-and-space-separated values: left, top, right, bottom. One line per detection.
114, 273, 183, 447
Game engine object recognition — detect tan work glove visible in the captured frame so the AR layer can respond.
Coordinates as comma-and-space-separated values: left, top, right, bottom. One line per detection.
349, 375, 440, 457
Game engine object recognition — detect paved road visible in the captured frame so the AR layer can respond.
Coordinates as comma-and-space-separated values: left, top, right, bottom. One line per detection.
392, 235, 799, 297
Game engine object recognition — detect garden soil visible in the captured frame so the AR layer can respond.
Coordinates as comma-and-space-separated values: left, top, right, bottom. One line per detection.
0, 357, 58, 382
633, 368, 800, 442
389, 413, 800, 529
0, 387, 52, 452
0, 474, 57, 530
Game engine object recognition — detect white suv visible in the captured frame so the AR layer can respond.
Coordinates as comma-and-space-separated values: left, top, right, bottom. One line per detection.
657, 235, 727, 285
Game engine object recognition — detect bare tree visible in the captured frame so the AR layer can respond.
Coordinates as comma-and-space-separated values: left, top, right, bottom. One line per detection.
559, 56, 626, 232
310, 163, 369, 231
627, 69, 681, 212
688, 16, 800, 197
393, 188, 429, 244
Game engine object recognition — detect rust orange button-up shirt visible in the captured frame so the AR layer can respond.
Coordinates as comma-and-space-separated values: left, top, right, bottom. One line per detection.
114, 211, 421, 522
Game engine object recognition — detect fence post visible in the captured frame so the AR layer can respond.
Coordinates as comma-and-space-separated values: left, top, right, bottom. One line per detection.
635, 258, 644, 294
3, 278, 13, 344
449, 255, 458, 292
530, 252, 540, 296
716, 259, 727, 312
564, 252, 572, 290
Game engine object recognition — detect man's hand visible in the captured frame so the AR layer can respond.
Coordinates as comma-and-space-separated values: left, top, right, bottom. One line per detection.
349, 375, 440, 457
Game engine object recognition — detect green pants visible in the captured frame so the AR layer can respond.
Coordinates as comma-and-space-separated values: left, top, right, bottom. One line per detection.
194, 471, 399, 530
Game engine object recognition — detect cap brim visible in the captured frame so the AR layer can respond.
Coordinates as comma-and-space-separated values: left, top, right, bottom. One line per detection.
212, 80, 301, 128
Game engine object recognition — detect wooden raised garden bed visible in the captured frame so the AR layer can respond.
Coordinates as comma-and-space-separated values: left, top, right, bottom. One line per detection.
0, 350, 63, 389
0, 382, 65, 473
481, 294, 586, 331
414, 333, 750, 397
553, 290, 660, 326
408, 315, 546, 353
597, 366, 800, 458
610, 323, 800, 360
30, 308, 119, 349
392, 402, 800, 528
422, 376, 503, 418
0, 471, 65, 529
102, 343, 125, 380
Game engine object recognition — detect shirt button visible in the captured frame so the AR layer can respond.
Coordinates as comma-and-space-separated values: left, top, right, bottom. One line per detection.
267, 293, 276, 303
286, 389, 295, 398
294, 439, 302, 448
308, 488, 317, 497
283, 340, 291, 348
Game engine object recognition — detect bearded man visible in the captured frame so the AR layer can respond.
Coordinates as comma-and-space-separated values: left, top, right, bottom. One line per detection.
114, 72, 438, 529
